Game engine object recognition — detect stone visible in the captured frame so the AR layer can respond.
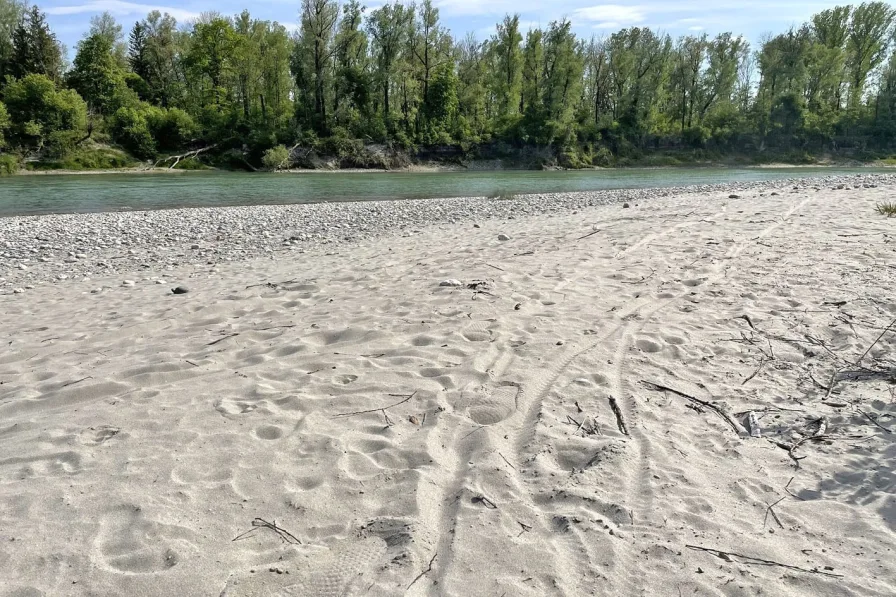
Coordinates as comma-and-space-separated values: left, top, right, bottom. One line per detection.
13, 288, 24, 294
728, 194, 740, 199
16, 263, 27, 270
439, 279, 463, 287
622, 202, 630, 208
172, 286, 189, 295
122, 280, 136, 287
497, 234, 511, 241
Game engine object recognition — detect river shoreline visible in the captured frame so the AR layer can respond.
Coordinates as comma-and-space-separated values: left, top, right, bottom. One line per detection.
2, 172, 893, 294
9, 160, 894, 177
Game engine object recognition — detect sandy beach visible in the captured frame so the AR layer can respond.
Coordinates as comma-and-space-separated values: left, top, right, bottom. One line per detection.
1, 178, 895, 596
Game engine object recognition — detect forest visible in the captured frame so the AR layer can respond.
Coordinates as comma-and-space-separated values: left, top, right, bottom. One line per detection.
1, 0, 896, 172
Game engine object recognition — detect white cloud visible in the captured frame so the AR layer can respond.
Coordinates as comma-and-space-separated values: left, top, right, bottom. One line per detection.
573, 4, 647, 27
688, 25, 704, 31
45, 1, 200, 22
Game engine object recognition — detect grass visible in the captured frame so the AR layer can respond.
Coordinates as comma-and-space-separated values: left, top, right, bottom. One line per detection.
876, 202, 896, 217
26, 147, 136, 171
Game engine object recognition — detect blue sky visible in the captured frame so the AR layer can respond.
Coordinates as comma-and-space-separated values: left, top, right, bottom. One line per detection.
39, 0, 853, 53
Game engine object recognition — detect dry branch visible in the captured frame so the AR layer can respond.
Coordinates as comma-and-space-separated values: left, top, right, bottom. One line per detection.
641, 381, 746, 435
152, 144, 217, 169
686, 544, 842, 577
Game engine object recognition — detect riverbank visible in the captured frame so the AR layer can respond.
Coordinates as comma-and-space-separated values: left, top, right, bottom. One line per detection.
2, 176, 895, 596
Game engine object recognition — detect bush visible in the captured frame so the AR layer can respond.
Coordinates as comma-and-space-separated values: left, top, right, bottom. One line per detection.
0, 153, 20, 175
262, 145, 290, 170
3, 74, 87, 150
147, 108, 198, 152
876, 202, 896, 217
109, 106, 156, 159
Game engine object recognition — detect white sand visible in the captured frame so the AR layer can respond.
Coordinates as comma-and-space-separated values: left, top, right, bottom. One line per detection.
1, 184, 894, 596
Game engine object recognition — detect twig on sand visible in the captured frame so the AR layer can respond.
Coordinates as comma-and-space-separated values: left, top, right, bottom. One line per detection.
735, 314, 756, 330
742, 358, 768, 386
855, 316, 896, 367
763, 496, 786, 529
787, 418, 830, 467
641, 381, 745, 435
857, 408, 893, 434
61, 376, 93, 388
408, 553, 437, 589
332, 392, 417, 424
472, 495, 498, 509
232, 518, 301, 545
208, 333, 240, 346
485, 263, 506, 272
608, 396, 629, 435
574, 227, 601, 241
498, 451, 517, 470
685, 544, 843, 578
783, 476, 804, 501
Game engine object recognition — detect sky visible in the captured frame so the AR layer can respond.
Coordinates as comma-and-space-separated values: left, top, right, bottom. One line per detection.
38, 0, 856, 53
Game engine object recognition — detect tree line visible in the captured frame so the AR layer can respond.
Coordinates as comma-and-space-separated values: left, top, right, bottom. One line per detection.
1, 0, 896, 171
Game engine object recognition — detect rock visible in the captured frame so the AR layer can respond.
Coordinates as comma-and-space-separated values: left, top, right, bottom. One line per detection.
622, 202, 630, 208
439, 279, 463, 287
728, 194, 740, 199
122, 280, 136, 287
473, 223, 481, 228
497, 234, 511, 241
191, 244, 200, 250
172, 286, 189, 295
16, 263, 27, 270
771, 192, 779, 196
13, 288, 24, 294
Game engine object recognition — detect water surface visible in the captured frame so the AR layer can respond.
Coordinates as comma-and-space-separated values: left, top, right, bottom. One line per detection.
0, 167, 886, 217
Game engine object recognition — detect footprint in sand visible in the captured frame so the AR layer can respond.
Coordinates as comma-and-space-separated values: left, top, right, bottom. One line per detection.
95, 505, 195, 574
461, 321, 493, 342
459, 382, 520, 425
78, 426, 121, 446
275, 537, 387, 596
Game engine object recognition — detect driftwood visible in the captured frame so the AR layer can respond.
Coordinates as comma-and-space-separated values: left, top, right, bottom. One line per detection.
641, 381, 747, 436
152, 144, 218, 170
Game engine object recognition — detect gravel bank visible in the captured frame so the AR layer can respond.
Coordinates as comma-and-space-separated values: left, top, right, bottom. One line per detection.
2, 173, 893, 294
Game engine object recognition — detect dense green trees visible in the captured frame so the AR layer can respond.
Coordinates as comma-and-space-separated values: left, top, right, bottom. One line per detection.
2, 1, 896, 170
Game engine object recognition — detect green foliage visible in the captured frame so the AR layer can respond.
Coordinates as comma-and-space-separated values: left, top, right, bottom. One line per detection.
109, 105, 156, 158
3, 74, 88, 151
2, 2, 896, 172
875, 201, 896, 216
0, 152, 19, 175
0, 99, 8, 147
262, 144, 289, 170
29, 146, 133, 170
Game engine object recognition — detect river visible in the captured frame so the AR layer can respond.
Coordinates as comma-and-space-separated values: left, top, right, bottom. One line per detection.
0, 167, 889, 217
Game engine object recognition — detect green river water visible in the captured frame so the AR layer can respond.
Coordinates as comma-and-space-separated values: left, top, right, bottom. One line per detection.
0, 167, 888, 217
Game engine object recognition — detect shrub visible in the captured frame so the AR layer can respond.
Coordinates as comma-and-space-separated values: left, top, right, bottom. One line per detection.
262, 145, 290, 170
3, 74, 87, 150
0, 153, 20, 176
876, 202, 896, 217
147, 108, 198, 152
109, 106, 156, 159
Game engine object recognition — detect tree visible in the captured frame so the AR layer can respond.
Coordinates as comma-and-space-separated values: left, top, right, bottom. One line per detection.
0, 0, 26, 81
333, 0, 370, 129
366, 1, 411, 122
412, 0, 452, 131
186, 16, 238, 110
489, 14, 523, 122
3, 73, 87, 150
10, 5, 63, 81
295, 0, 339, 131
68, 32, 126, 114
846, 1, 895, 107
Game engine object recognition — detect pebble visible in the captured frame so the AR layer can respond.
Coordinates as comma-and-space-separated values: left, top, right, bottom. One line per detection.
122, 280, 136, 287
172, 286, 189, 295
497, 234, 511, 241
0, 173, 893, 292
439, 279, 463, 287
622, 202, 630, 208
